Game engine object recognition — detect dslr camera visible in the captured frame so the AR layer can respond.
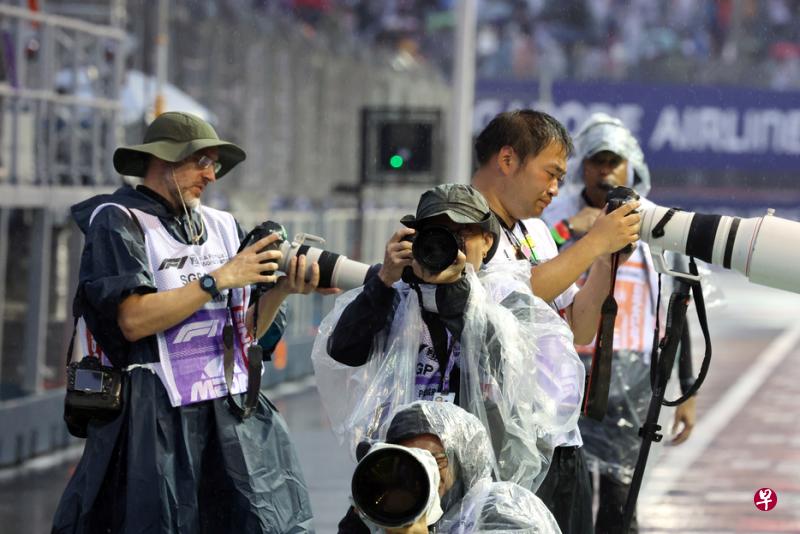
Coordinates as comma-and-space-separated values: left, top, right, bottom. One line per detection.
240, 220, 370, 292
605, 185, 640, 254
351, 443, 443, 529
65, 356, 123, 436
403, 225, 464, 274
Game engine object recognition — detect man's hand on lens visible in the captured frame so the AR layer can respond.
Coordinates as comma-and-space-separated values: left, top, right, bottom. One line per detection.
413, 250, 466, 285
585, 200, 641, 256
378, 228, 416, 288
212, 233, 283, 290
274, 255, 340, 296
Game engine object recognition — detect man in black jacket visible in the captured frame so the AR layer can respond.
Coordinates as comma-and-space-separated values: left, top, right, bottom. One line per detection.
314, 184, 584, 500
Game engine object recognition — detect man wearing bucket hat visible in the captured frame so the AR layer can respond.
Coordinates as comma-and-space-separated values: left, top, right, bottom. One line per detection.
52, 112, 322, 533
313, 183, 583, 508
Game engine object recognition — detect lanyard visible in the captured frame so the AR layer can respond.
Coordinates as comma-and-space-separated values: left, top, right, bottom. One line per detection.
496, 214, 538, 265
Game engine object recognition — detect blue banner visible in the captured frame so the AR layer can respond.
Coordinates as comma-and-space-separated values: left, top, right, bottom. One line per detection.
475, 80, 800, 171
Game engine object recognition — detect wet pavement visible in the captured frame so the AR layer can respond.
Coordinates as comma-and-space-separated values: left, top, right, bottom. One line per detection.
1, 271, 799, 532
638, 272, 800, 533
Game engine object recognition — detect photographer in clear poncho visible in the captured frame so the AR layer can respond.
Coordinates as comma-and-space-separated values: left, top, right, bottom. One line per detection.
341, 401, 562, 533
311, 184, 585, 527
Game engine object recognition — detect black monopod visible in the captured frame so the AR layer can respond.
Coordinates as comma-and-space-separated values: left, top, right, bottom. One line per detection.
621, 258, 713, 533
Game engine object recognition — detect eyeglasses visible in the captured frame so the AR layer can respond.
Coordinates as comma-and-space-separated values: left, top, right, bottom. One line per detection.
186, 154, 222, 174
431, 452, 449, 469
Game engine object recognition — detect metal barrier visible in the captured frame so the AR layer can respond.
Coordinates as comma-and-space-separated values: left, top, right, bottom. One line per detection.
0, 4, 124, 190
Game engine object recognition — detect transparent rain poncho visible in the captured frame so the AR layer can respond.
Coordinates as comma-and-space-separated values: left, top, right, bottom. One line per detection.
311, 260, 584, 491
438, 479, 562, 533
376, 401, 562, 534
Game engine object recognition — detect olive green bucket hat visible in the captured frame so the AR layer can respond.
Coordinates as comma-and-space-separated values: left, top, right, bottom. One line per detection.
113, 111, 246, 178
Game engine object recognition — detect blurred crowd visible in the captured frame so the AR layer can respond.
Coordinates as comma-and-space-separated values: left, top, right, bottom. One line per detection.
219, 0, 800, 90
474, 0, 800, 89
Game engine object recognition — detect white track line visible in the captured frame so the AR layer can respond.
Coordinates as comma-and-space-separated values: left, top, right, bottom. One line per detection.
640, 322, 800, 505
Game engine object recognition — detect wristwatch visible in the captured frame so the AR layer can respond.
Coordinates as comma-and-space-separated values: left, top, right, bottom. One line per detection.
199, 274, 220, 299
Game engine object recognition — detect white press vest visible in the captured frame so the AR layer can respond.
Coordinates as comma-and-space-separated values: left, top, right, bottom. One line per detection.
87, 203, 253, 407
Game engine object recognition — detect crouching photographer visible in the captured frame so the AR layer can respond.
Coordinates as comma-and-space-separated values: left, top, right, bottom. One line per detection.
340, 401, 562, 533
312, 184, 584, 497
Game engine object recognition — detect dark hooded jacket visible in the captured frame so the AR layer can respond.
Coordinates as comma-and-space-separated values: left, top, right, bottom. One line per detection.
52, 185, 310, 534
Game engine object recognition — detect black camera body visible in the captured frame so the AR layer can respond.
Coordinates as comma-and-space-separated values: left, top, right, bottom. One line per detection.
66, 356, 123, 401
239, 220, 286, 299
403, 225, 464, 274
65, 356, 123, 437
605, 186, 640, 254
606, 185, 640, 214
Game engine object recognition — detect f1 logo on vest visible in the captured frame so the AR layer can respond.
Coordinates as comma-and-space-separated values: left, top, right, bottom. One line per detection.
159, 256, 189, 270
174, 320, 221, 343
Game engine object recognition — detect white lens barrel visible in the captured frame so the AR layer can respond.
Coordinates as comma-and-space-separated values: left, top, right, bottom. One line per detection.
640, 205, 694, 256
641, 205, 800, 294
279, 241, 369, 290
744, 215, 800, 293
330, 258, 371, 291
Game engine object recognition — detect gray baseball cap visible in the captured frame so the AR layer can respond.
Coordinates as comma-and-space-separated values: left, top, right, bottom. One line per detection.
400, 184, 501, 263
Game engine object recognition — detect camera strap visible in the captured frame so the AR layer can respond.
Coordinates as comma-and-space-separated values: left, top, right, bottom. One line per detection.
222, 290, 262, 420
65, 205, 145, 371
582, 252, 621, 420
658, 257, 712, 405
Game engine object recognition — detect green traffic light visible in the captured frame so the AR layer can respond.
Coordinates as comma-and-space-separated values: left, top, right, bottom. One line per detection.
389, 155, 404, 169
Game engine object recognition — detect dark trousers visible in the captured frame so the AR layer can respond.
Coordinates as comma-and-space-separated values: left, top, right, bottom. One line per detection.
536, 445, 594, 534
594, 474, 638, 534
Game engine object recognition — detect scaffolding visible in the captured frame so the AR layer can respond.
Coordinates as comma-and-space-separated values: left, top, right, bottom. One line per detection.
0, 4, 125, 465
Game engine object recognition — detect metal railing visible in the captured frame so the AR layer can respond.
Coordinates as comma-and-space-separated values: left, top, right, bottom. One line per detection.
0, 4, 124, 193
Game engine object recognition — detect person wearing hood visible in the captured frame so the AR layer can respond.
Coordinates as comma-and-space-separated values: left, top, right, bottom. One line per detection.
52, 111, 329, 533
340, 401, 563, 533
313, 184, 583, 504
542, 113, 697, 533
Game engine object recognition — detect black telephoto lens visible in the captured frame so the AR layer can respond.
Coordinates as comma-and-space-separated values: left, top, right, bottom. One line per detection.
351, 447, 431, 527
412, 226, 461, 273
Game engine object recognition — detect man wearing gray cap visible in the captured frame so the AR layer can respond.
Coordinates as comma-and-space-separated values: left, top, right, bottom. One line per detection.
53, 112, 323, 533
543, 113, 697, 533
315, 183, 583, 518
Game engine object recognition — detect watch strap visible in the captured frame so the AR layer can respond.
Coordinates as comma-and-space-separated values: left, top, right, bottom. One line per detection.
200, 274, 220, 299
